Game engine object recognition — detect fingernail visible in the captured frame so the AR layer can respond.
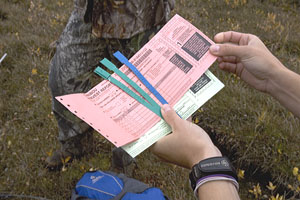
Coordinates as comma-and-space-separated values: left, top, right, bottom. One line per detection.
162, 104, 171, 112
210, 45, 220, 53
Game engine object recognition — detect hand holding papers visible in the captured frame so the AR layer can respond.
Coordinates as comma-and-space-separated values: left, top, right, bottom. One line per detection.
56, 14, 224, 157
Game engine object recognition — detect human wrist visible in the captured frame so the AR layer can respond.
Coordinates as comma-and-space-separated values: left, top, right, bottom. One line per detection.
266, 64, 289, 96
188, 143, 222, 169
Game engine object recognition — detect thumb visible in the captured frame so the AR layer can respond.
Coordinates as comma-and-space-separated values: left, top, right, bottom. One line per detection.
161, 104, 181, 128
210, 43, 248, 58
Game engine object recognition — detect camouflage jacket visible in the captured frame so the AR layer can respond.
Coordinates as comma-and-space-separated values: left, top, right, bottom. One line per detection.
81, 0, 175, 39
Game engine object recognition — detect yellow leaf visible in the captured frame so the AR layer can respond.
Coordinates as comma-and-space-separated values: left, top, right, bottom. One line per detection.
194, 117, 199, 124
28, 78, 34, 84
270, 196, 275, 200
276, 193, 283, 200
253, 183, 262, 197
64, 156, 72, 163
249, 183, 262, 198
256, 183, 262, 195
293, 167, 299, 176
270, 193, 283, 200
46, 149, 53, 157
238, 169, 245, 179
32, 68, 38, 75
287, 184, 294, 190
298, 174, 300, 182
277, 149, 282, 154
267, 181, 276, 191
258, 110, 267, 122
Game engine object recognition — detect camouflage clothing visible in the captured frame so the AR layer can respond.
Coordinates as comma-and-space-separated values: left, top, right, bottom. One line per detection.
90, 0, 175, 39
48, 0, 174, 156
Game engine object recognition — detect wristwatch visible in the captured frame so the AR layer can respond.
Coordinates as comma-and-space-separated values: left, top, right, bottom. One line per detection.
189, 156, 238, 191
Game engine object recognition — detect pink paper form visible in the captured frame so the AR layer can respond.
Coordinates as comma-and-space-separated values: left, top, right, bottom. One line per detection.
56, 14, 217, 147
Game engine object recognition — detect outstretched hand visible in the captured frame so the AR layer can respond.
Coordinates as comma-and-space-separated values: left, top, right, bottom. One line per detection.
151, 104, 221, 169
209, 31, 285, 93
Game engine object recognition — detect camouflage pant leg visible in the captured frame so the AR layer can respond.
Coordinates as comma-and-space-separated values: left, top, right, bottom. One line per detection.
48, 3, 106, 155
49, 2, 160, 156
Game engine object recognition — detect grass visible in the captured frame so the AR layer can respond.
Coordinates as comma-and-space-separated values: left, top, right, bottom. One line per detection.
0, 0, 300, 199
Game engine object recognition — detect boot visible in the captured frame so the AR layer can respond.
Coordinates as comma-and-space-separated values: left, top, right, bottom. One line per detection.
111, 148, 137, 177
45, 149, 74, 170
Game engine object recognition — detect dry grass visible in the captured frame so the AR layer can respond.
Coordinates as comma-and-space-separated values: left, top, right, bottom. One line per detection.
0, 0, 300, 199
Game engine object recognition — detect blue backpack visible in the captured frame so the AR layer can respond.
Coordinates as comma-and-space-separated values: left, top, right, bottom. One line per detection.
71, 171, 168, 200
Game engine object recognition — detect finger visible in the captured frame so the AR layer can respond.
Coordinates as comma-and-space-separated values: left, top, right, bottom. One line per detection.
210, 43, 248, 58
220, 56, 239, 63
219, 62, 245, 77
214, 31, 244, 44
161, 104, 181, 128
219, 62, 239, 74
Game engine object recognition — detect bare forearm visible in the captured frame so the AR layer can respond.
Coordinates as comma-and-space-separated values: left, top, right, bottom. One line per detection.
267, 66, 300, 118
197, 181, 240, 200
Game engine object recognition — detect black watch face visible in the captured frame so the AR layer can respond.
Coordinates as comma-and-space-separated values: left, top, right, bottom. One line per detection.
199, 157, 231, 172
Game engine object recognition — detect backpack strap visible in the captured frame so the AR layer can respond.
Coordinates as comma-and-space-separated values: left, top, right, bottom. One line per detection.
109, 172, 149, 200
